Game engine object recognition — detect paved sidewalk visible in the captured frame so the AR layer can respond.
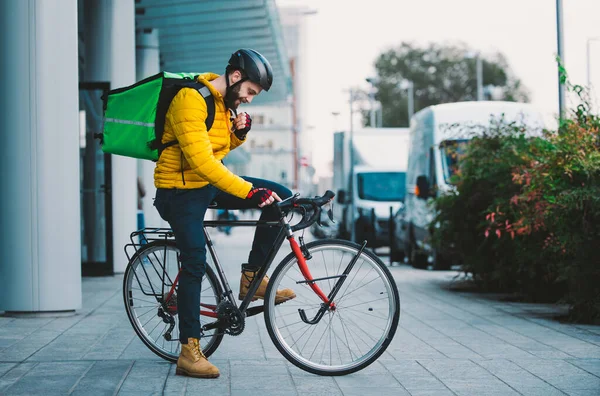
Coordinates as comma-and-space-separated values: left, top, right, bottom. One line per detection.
1, 227, 600, 395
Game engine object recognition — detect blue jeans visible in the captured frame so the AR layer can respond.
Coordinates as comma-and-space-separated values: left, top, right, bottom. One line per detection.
153, 177, 292, 343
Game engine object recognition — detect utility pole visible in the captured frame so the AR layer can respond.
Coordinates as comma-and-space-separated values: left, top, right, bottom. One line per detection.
476, 56, 484, 101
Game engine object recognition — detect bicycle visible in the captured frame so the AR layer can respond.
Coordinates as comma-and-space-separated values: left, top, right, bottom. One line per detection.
123, 191, 400, 376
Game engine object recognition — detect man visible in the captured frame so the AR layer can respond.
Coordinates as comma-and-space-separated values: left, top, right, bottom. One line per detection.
153, 49, 296, 379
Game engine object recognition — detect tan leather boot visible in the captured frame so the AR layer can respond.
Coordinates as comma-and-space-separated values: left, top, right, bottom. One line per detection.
175, 338, 220, 378
239, 269, 296, 304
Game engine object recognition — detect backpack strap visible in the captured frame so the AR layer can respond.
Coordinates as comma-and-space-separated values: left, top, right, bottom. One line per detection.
160, 82, 216, 151
197, 85, 215, 131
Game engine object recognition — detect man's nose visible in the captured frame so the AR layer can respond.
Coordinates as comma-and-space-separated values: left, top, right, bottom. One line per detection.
246, 96, 253, 104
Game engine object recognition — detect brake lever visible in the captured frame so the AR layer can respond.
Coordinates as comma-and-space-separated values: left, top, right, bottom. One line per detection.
316, 210, 323, 227
327, 202, 335, 223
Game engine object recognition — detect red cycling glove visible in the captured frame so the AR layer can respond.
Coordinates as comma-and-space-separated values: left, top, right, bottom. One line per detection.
234, 113, 252, 140
246, 187, 274, 206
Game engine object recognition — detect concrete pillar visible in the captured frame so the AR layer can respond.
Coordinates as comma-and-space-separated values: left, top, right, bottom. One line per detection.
136, 28, 164, 228
84, 0, 136, 273
0, 0, 82, 312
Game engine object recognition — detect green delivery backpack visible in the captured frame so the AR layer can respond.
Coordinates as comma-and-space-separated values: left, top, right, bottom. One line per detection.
99, 72, 215, 161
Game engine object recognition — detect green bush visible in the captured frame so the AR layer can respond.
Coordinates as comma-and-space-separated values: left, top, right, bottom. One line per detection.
433, 84, 600, 321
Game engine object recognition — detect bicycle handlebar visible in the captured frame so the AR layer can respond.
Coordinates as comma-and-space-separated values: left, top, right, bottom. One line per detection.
277, 190, 336, 232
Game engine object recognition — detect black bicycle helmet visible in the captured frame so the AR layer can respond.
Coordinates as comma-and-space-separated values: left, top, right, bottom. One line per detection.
227, 49, 274, 92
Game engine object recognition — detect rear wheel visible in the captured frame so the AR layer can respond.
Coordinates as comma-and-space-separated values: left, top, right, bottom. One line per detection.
123, 240, 224, 363
264, 239, 400, 376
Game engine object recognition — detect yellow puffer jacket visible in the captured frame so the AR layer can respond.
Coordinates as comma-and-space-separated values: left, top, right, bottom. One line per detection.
154, 73, 252, 199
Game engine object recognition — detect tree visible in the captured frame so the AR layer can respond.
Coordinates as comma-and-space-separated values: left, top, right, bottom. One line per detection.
364, 42, 530, 127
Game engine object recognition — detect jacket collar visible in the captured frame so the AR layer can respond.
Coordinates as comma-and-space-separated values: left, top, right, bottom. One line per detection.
196, 73, 223, 100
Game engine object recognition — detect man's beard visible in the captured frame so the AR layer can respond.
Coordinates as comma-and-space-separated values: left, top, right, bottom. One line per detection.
224, 84, 242, 110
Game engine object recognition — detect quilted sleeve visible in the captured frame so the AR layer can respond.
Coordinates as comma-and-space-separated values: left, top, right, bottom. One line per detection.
167, 88, 252, 198
229, 131, 246, 151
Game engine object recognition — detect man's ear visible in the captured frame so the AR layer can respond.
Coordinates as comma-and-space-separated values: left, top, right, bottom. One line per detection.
229, 70, 242, 84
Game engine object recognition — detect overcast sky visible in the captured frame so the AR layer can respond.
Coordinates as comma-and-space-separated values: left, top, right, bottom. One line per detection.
275, 0, 600, 178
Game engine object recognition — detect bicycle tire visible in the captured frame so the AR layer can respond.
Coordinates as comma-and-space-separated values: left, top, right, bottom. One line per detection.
264, 239, 400, 376
123, 240, 224, 363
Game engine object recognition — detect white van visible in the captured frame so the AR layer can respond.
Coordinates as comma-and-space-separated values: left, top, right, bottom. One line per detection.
399, 101, 546, 269
333, 128, 410, 250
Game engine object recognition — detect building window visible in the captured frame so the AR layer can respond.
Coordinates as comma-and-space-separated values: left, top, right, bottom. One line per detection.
253, 114, 265, 125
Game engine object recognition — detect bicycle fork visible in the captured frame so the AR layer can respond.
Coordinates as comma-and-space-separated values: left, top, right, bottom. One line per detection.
292, 236, 368, 325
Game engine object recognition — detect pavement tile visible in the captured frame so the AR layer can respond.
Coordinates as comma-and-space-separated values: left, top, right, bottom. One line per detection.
406, 390, 455, 396
292, 375, 341, 393
0, 318, 15, 328
230, 359, 290, 377
474, 358, 561, 390
231, 374, 295, 390
185, 381, 229, 396
70, 360, 133, 395
516, 387, 569, 396
1, 361, 92, 395
1, 329, 62, 362
340, 387, 410, 396
417, 358, 497, 380
0, 362, 37, 393
563, 390, 600, 396
0, 363, 16, 377
334, 373, 402, 388
162, 364, 188, 396
231, 390, 297, 396
566, 358, 600, 377
511, 359, 600, 391
82, 328, 137, 360
0, 337, 23, 350
117, 360, 171, 394
300, 392, 343, 396
443, 381, 521, 395
396, 375, 448, 391
27, 333, 100, 361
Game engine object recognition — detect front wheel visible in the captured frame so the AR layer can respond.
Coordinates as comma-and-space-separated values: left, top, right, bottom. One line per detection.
264, 239, 400, 376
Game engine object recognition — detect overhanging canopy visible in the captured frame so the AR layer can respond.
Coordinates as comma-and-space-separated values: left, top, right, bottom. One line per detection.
135, 0, 292, 104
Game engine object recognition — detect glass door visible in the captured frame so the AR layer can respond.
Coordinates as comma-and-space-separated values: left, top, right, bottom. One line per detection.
79, 82, 113, 276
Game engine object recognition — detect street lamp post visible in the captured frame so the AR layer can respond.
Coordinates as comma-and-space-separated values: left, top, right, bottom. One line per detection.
476, 56, 484, 101
365, 77, 379, 127
466, 52, 484, 101
407, 80, 414, 120
556, 0, 566, 118
348, 88, 356, 242
398, 80, 414, 126
587, 37, 600, 87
